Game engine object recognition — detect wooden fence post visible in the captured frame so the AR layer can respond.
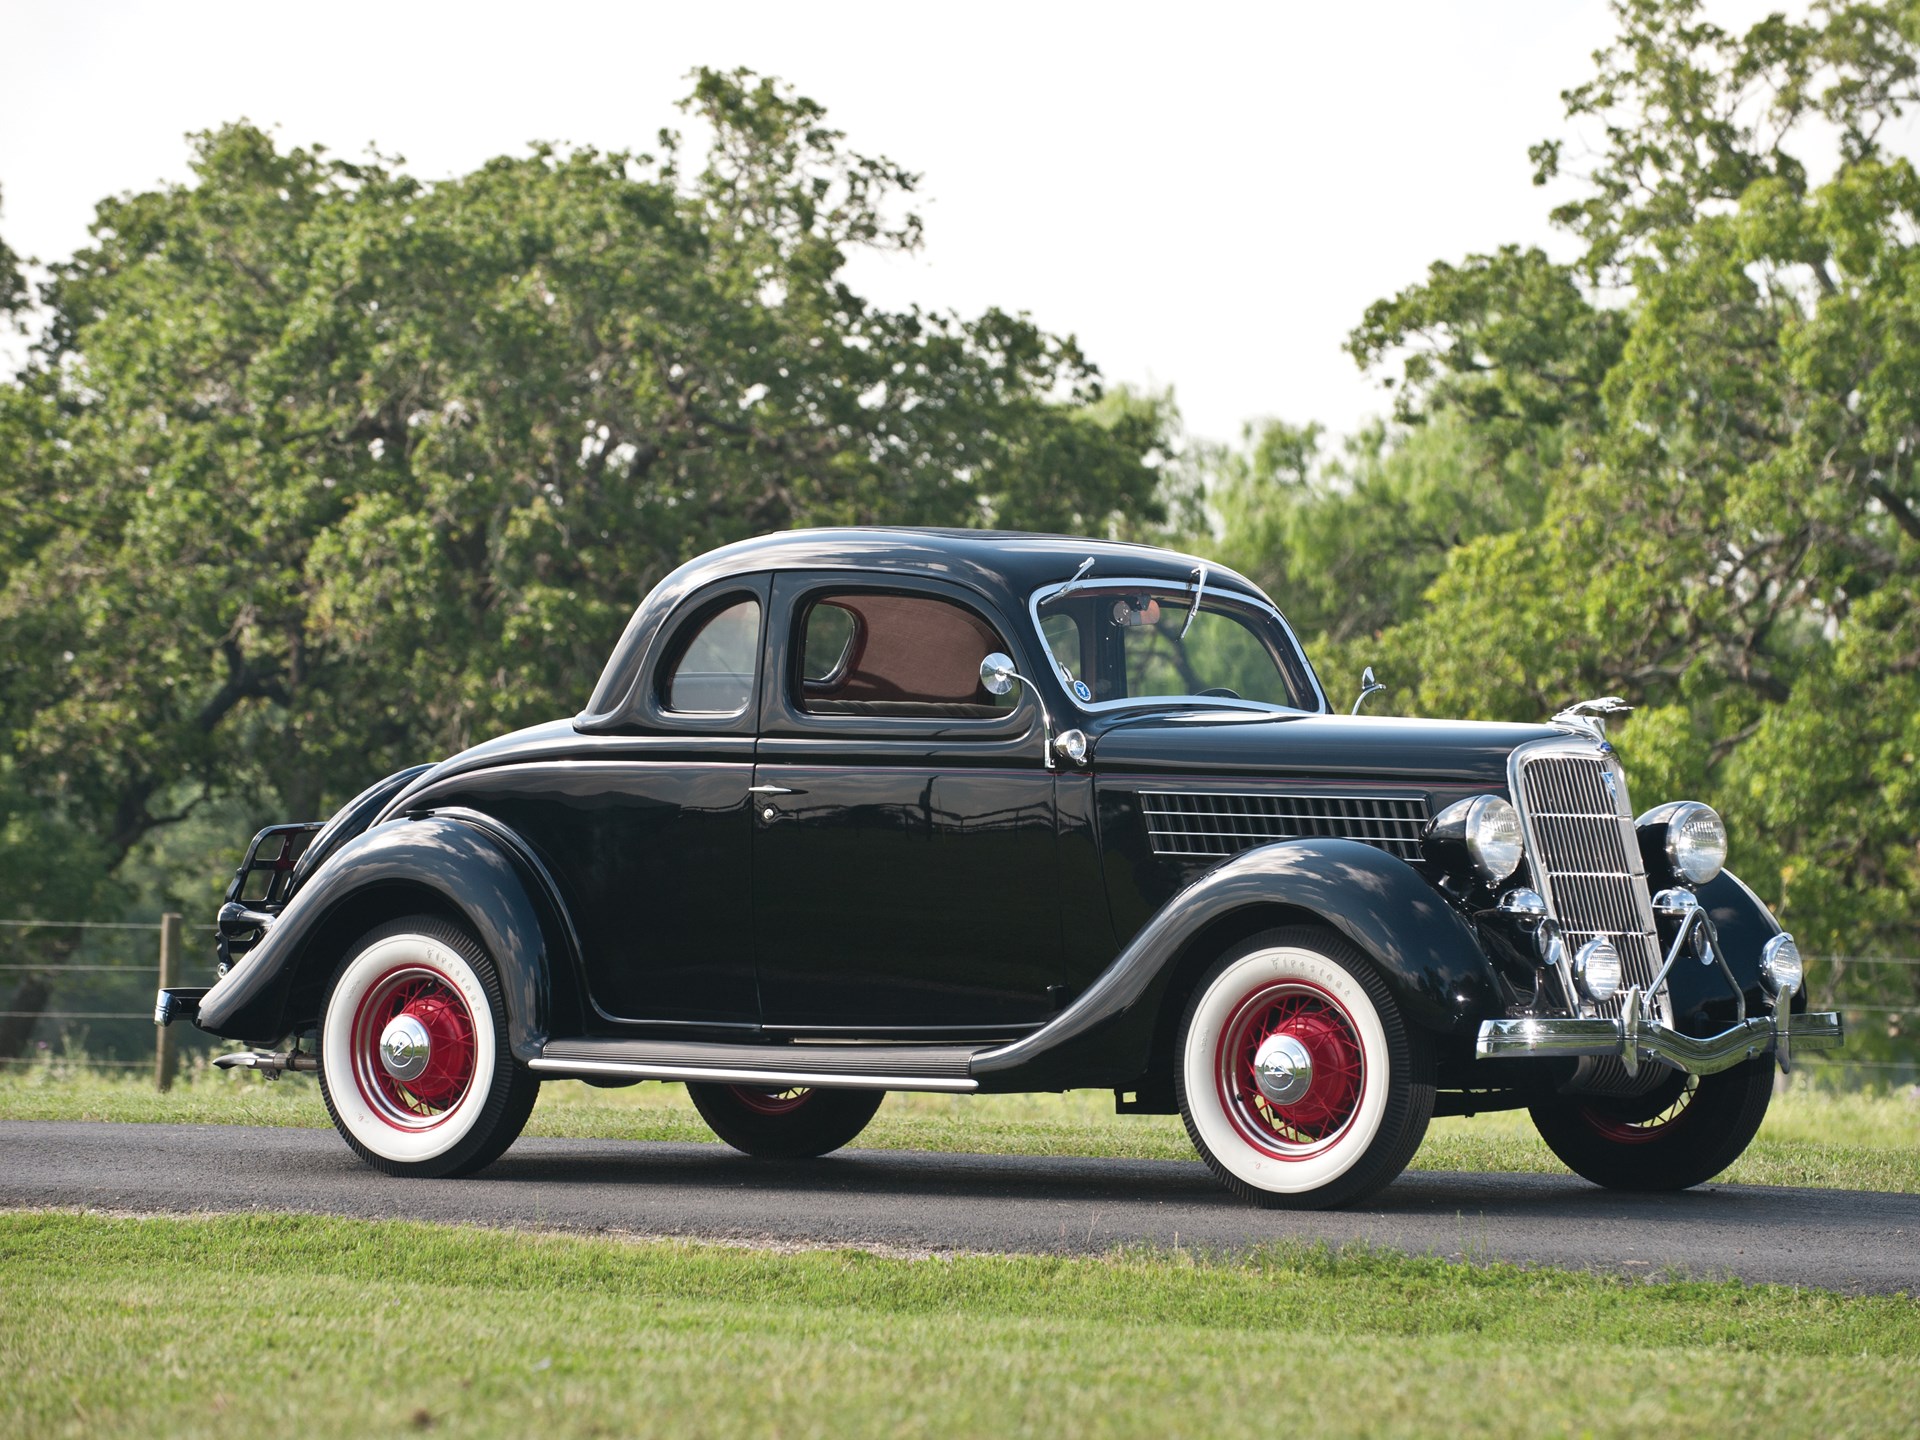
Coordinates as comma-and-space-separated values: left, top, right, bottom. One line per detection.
154, 913, 182, 1092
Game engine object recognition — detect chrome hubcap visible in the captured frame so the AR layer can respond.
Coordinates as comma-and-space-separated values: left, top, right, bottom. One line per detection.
1252, 1032, 1314, 1106
378, 1014, 432, 1081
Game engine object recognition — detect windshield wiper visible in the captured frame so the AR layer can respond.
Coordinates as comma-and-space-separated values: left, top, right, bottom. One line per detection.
1180, 564, 1208, 639
1055, 556, 1095, 601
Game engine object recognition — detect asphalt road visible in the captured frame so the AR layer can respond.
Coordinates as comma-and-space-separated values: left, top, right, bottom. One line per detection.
2, 1120, 1914, 1294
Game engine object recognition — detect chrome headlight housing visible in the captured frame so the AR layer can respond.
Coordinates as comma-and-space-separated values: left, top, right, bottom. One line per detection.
1427, 795, 1524, 885
1665, 802, 1727, 883
1636, 800, 1727, 885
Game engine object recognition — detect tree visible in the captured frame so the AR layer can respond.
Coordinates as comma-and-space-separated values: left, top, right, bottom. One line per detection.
1341, 0, 1920, 985
0, 71, 1171, 1053
1209, 413, 1548, 660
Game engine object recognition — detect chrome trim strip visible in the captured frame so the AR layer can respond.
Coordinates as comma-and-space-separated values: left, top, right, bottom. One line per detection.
1474, 1009, 1843, 1076
1027, 574, 1331, 715
527, 1057, 979, 1093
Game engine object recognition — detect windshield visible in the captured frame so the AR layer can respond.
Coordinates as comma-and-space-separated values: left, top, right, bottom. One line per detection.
1033, 581, 1319, 711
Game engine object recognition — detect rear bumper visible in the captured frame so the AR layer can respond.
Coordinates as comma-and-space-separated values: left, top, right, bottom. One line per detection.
1476, 1004, 1843, 1076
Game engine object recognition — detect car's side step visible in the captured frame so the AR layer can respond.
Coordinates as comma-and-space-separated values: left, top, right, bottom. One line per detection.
529, 1037, 980, 1092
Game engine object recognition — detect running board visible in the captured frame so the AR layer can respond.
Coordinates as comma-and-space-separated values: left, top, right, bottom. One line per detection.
530, 1037, 980, 1092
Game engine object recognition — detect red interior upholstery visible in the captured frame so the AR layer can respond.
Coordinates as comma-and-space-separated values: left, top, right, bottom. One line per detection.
806, 593, 1002, 706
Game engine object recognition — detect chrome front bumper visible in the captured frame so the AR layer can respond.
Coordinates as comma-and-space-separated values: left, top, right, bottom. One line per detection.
1476, 997, 1844, 1077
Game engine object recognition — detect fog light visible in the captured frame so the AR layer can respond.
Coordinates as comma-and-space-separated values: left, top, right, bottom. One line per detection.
1761, 933, 1803, 994
1573, 938, 1622, 1002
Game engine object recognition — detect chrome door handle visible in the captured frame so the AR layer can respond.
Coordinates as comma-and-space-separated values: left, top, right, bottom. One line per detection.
747, 784, 802, 796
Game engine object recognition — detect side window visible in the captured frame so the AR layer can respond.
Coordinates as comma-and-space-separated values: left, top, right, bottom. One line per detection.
665, 597, 760, 715
797, 591, 1016, 719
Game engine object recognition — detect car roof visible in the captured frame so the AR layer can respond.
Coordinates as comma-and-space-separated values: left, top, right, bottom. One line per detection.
665, 526, 1245, 593
578, 526, 1282, 727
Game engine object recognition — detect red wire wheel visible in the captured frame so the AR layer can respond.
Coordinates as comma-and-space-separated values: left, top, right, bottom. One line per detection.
727, 1085, 814, 1117
348, 965, 479, 1130
319, 917, 541, 1179
1215, 981, 1367, 1160
1576, 1075, 1700, 1146
1177, 927, 1435, 1209
686, 1081, 885, 1159
1528, 1057, 1775, 1191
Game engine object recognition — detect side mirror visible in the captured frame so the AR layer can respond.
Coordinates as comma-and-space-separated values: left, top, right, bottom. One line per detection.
980, 652, 1019, 697
977, 651, 1083, 769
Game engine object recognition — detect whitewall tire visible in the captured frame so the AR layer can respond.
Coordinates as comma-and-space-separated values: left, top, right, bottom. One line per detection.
317, 916, 539, 1178
1176, 926, 1434, 1209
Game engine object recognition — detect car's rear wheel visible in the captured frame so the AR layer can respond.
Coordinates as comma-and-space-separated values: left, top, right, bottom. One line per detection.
318, 915, 539, 1178
1527, 1056, 1773, 1191
1176, 926, 1435, 1209
686, 1082, 885, 1159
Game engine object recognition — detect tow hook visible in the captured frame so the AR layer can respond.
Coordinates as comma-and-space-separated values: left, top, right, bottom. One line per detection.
212, 1048, 320, 1079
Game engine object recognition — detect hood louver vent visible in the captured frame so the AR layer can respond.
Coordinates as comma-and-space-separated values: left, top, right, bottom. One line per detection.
1140, 791, 1428, 861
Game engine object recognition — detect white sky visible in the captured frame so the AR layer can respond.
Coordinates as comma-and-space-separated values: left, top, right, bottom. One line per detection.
0, 1, 1786, 445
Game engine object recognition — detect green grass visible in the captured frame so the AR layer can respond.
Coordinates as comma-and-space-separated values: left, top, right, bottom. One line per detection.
2, 1059, 1914, 1191
2, 1211, 1916, 1439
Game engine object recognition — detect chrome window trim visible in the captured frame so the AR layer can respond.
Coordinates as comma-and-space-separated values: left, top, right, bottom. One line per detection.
1026, 575, 1330, 715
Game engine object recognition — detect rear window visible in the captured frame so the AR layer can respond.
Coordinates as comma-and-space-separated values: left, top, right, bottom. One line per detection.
664, 597, 760, 715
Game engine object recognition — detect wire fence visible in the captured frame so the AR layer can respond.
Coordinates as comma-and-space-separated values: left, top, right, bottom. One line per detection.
1, 919, 1916, 1086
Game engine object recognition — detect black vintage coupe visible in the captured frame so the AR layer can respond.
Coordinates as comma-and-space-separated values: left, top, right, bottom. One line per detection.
158, 529, 1842, 1207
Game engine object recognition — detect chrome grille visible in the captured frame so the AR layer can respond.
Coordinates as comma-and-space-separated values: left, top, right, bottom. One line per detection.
1141, 791, 1428, 861
1514, 748, 1663, 1018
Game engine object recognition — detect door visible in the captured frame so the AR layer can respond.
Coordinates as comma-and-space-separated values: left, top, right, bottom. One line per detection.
750, 575, 1064, 1034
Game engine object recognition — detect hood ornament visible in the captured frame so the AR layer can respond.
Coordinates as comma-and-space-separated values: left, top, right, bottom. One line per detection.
1552, 695, 1633, 739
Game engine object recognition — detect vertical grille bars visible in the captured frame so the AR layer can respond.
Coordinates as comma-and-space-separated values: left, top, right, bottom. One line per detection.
1512, 744, 1665, 1021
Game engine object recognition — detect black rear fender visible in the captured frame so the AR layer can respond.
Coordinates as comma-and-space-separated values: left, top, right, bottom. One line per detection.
972, 838, 1497, 1091
287, 763, 436, 895
194, 811, 580, 1060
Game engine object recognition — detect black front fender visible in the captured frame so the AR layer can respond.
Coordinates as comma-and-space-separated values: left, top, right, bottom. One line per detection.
973, 837, 1498, 1089
1677, 866, 1798, 1022
195, 812, 574, 1061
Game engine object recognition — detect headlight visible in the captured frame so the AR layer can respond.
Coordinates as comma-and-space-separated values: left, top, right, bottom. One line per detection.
1636, 800, 1728, 885
1761, 933, 1803, 994
1465, 796, 1523, 883
1427, 795, 1524, 885
1436, 794, 1520, 887
1665, 802, 1727, 883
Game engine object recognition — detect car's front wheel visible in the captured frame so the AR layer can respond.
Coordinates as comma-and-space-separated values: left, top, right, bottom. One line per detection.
686, 1082, 885, 1159
1527, 1057, 1773, 1191
317, 915, 539, 1178
1176, 926, 1435, 1209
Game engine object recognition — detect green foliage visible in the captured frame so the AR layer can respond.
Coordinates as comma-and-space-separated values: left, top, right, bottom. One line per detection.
0, 72, 1169, 913
0, 186, 24, 320
1211, 414, 1547, 654
1242, 0, 1920, 987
